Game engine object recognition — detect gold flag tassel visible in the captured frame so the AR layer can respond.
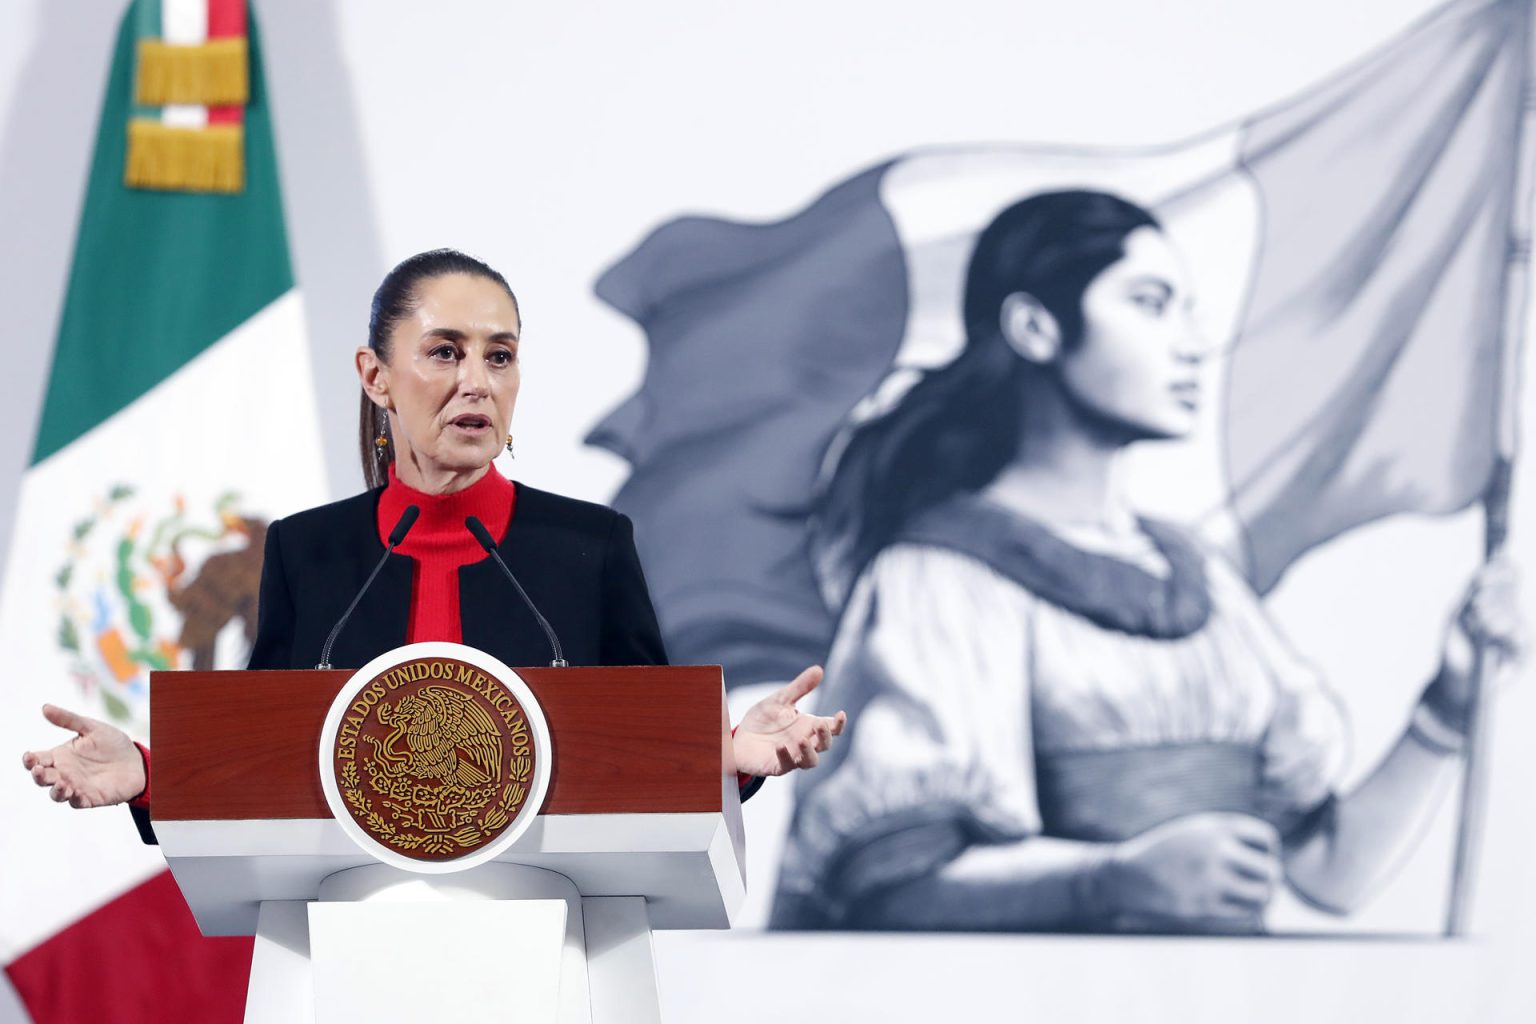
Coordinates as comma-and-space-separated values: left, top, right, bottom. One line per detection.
125, 119, 244, 194
134, 38, 249, 107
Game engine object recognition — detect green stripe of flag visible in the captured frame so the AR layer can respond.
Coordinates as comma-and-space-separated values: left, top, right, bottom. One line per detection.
133, 0, 162, 42
34, 1, 292, 465
130, 0, 162, 121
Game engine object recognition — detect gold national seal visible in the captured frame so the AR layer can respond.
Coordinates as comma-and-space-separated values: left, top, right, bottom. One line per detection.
331, 656, 536, 862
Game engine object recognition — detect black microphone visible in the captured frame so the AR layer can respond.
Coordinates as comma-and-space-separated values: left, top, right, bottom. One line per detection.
465, 515, 568, 667
316, 504, 420, 669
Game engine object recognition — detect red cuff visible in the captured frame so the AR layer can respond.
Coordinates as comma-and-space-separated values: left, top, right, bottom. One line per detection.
128, 742, 151, 809
730, 725, 754, 790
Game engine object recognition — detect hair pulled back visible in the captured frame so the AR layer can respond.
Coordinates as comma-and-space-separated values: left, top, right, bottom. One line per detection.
359, 248, 519, 489
811, 190, 1160, 604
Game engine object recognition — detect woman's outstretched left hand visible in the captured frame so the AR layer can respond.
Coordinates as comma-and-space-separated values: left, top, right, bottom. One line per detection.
732, 665, 847, 777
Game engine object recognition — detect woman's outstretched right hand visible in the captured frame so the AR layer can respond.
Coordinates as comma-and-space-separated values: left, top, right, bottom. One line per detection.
1096, 812, 1283, 930
21, 704, 145, 809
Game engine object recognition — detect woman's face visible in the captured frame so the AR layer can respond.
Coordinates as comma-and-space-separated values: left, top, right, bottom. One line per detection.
360, 273, 521, 488
1056, 226, 1205, 440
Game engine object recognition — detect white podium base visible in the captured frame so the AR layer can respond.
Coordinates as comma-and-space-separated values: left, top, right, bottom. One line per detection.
243, 864, 663, 1024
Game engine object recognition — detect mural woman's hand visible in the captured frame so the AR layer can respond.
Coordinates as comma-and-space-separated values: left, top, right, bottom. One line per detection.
1095, 812, 1282, 928
20, 704, 144, 809
1429, 556, 1525, 721
732, 665, 848, 777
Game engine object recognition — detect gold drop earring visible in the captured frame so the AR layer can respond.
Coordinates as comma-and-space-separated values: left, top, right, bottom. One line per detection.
505, 434, 516, 459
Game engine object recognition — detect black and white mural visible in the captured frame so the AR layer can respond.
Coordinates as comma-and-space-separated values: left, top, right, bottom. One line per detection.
590, 0, 1529, 935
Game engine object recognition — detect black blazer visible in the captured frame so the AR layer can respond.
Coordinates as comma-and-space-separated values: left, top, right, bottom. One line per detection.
247, 483, 669, 671
248, 485, 769, 797
130, 484, 691, 844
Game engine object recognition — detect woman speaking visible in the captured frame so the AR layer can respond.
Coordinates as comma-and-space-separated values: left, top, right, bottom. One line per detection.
23, 248, 845, 815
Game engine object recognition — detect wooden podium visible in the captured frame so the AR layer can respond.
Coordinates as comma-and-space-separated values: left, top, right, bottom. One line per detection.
149, 663, 746, 1024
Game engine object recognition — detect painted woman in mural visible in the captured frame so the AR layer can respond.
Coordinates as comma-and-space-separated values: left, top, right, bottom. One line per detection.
768, 191, 1522, 933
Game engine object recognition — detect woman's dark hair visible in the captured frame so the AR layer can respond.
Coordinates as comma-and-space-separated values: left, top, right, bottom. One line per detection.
359, 248, 519, 488
811, 190, 1160, 603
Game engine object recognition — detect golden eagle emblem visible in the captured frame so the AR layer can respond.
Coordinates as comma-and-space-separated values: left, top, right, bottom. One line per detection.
370, 685, 502, 790
334, 658, 536, 861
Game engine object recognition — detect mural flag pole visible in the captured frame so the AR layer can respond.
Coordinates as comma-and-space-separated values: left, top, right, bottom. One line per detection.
1443, 14, 1536, 935
1444, 458, 1514, 938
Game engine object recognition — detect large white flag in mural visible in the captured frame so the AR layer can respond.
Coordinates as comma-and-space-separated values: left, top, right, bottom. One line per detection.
592, 0, 1528, 686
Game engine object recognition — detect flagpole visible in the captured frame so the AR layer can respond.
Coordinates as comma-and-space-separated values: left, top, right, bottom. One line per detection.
1444, 459, 1514, 938
1443, 3, 1535, 935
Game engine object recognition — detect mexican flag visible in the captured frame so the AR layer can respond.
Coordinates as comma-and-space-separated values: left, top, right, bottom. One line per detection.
0, 2, 325, 1021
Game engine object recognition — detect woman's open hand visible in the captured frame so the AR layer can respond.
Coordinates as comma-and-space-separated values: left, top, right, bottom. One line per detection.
21, 704, 145, 809
732, 665, 848, 777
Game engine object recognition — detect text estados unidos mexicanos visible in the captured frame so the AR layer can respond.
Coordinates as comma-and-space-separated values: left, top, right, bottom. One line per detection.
336, 660, 530, 760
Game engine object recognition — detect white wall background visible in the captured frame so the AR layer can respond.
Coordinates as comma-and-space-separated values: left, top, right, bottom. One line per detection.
1, 1, 1533, 1020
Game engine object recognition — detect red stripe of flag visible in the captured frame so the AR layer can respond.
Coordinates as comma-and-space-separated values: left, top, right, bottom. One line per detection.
5, 871, 252, 1024
206, 0, 247, 39
206, 0, 246, 126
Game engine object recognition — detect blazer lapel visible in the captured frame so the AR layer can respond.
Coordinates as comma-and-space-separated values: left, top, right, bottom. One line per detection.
460, 551, 555, 668
341, 552, 413, 663
325, 491, 412, 668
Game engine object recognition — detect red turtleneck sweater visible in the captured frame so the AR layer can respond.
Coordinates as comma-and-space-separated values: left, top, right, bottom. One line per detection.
376, 463, 517, 643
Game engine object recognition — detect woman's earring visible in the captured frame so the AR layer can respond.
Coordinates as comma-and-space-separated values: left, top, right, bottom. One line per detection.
374, 432, 389, 459
505, 434, 516, 459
